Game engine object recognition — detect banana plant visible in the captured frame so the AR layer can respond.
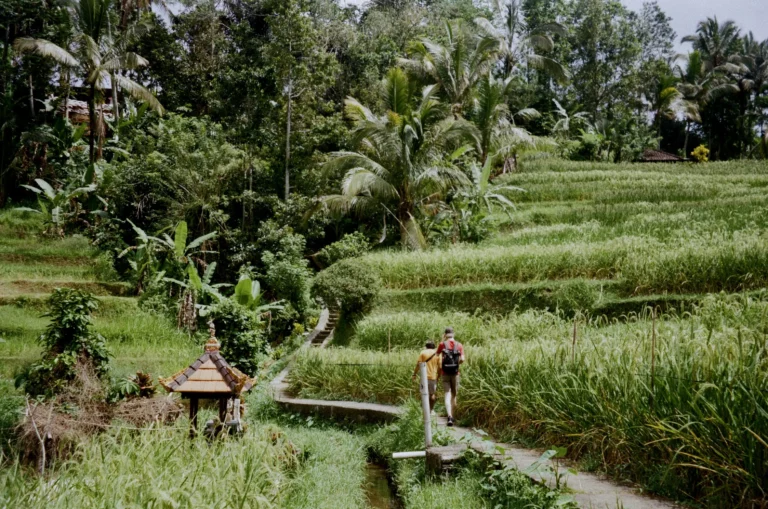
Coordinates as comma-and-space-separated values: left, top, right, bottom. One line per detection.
118, 220, 217, 295
454, 152, 525, 218
16, 177, 97, 236
162, 261, 227, 302
233, 277, 284, 314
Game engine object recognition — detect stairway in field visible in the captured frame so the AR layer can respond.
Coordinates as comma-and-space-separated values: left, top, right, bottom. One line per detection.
310, 307, 339, 346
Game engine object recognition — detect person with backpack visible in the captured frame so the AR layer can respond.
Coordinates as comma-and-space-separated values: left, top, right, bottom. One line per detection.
437, 327, 464, 427
412, 340, 440, 412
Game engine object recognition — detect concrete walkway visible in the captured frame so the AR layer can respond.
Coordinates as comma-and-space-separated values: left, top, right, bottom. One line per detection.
270, 312, 678, 509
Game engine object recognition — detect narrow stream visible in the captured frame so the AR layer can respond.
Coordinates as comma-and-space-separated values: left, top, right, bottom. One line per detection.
364, 462, 402, 509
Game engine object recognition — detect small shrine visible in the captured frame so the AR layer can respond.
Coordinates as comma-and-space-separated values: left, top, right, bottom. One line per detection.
160, 322, 254, 436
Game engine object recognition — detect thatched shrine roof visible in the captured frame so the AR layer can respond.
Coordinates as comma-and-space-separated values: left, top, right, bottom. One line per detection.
160, 337, 254, 395
641, 149, 683, 162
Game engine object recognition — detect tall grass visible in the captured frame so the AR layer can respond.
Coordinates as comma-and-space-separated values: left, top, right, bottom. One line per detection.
290, 296, 768, 507
353, 309, 567, 350
361, 231, 768, 295
0, 304, 198, 379
0, 420, 369, 509
0, 423, 290, 507
369, 402, 574, 509
280, 426, 368, 509
519, 159, 768, 175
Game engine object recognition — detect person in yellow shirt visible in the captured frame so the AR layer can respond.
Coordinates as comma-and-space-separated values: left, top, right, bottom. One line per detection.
411, 341, 441, 412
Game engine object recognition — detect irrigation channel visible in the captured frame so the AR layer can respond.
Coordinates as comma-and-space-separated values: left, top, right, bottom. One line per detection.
271, 309, 679, 509
364, 461, 403, 509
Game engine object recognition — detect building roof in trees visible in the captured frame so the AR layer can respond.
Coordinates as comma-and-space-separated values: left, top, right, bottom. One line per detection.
641, 149, 683, 162
160, 336, 254, 395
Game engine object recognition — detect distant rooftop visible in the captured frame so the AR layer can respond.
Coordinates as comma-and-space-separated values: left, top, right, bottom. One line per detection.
641, 149, 683, 163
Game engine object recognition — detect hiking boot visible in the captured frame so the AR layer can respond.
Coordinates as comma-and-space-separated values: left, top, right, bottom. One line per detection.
447, 417, 454, 427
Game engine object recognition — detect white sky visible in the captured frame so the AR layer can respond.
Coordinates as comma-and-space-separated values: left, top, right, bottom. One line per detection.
340, 0, 768, 52
621, 0, 768, 52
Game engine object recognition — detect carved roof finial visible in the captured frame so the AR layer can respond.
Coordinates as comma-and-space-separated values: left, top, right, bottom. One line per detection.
204, 320, 220, 352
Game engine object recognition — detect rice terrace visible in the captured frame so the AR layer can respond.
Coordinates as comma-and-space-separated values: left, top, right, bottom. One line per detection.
1, 0, 768, 508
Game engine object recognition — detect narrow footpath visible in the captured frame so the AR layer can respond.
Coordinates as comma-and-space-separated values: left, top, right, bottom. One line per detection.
269, 310, 678, 509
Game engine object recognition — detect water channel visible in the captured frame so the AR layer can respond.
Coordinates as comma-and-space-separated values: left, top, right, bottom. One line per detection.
364, 461, 402, 509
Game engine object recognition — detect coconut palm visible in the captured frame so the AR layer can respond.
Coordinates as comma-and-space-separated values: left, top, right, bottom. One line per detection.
471, 73, 540, 164
14, 0, 163, 162
682, 18, 742, 72
477, 0, 569, 84
318, 68, 478, 249
674, 50, 744, 157
737, 34, 768, 154
399, 20, 500, 118
649, 71, 680, 146
675, 51, 706, 157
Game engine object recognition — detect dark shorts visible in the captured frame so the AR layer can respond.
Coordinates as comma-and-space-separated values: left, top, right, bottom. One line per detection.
442, 374, 460, 394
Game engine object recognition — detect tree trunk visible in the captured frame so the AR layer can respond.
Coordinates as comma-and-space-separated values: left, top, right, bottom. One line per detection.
89, 83, 96, 162
683, 121, 690, 159
28, 74, 34, 119
2, 25, 9, 95
111, 72, 119, 123
284, 81, 292, 201
63, 70, 70, 121
1, 26, 8, 205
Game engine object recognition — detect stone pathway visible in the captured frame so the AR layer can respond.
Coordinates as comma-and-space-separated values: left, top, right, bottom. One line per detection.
270, 311, 678, 509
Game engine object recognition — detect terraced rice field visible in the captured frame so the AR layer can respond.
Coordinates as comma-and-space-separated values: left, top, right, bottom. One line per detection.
291, 160, 768, 508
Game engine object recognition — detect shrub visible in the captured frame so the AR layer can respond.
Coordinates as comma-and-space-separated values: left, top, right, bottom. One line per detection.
311, 260, 381, 320
314, 232, 371, 268
257, 221, 313, 315
691, 145, 710, 163
16, 289, 111, 397
262, 253, 312, 315
207, 299, 267, 376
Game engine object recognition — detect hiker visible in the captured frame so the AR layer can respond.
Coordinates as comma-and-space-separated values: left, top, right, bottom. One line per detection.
437, 327, 464, 427
412, 340, 440, 412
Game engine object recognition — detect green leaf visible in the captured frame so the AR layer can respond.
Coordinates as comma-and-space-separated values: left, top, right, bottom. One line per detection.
202, 262, 217, 285
34, 179, 56, 200
13, 207, 42, 214
20, 184, 42, 195
84, 163, 95, 185
185, 231, 217, 253
234, 277, 253, 307
187, 263, 202, 292
174, 221, 188, 259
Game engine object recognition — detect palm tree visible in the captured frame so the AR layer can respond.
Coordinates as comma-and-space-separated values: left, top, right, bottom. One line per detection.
399, 20, 500, 118
472, 74, 536, 162
471, 73, 544, 171
319, 68, 478, 249
675, 51, 706, 157
737, 34, 768, 155
14, 0, 163, 162
649, 70, 680, 147
478, 0, 569, 84
682, 18, 742, 72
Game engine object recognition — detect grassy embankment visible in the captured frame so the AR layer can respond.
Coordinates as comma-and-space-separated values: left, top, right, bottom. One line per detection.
0, 211, 371, 509
289, 160, 768, 507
